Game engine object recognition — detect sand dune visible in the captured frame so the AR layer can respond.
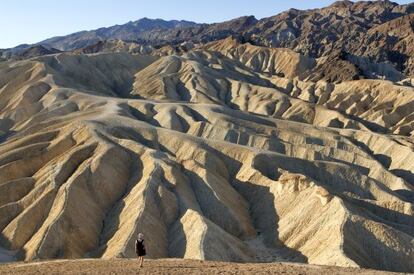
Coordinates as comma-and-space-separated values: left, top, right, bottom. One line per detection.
0, 48, 413, 273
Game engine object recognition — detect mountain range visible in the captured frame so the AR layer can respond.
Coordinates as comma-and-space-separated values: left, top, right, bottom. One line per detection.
1, 0, 414, 79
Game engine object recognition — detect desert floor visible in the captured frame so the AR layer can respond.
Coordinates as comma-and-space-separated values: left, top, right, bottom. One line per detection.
0, 259, 406, 274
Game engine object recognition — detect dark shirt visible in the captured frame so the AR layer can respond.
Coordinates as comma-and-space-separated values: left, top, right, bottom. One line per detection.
135, 239, 146, 256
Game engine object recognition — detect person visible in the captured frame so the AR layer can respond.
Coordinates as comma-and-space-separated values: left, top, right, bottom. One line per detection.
135, 233, 146, 268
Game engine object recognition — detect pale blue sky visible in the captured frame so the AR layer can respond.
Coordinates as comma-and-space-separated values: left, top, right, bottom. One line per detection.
1, 0, 412, 48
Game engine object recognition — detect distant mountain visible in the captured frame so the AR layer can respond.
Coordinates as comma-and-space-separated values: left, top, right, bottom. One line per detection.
36, 15, 259, 51
1, 0, 414, 78
39, 18, 199, 51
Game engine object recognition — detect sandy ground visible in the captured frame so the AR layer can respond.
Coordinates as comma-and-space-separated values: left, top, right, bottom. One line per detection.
0, 259, 406, 275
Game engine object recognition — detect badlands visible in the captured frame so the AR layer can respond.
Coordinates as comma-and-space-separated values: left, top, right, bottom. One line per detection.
0, 38, 413, 273
0, 1, 413, 274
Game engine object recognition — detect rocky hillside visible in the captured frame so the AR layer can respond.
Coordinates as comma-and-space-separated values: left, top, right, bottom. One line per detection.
0, 46, 413, 272
1, 0, 413, 78
0, 1, 413, 273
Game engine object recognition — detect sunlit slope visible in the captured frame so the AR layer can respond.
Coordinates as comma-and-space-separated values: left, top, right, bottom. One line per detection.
0, 51, 413, 272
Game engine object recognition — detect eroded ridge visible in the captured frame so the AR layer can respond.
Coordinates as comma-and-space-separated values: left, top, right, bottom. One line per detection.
0, 49, 413, 273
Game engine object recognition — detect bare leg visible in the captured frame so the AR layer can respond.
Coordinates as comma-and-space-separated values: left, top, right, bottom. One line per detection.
139, 256, 143, 267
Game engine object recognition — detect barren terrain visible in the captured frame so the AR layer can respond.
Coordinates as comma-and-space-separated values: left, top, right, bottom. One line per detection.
0, 259, 405, 275
0, 1, 413, 274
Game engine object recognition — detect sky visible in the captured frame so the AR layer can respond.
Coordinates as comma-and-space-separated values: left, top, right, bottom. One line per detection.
1, 0, 412, 48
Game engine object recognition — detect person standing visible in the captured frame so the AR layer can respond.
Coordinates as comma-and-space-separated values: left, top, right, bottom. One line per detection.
135, 233, 146, 268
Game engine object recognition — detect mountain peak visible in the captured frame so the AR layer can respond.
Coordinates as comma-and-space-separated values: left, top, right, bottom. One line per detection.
129, 17, 197, 29
329, 0, 354, 8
